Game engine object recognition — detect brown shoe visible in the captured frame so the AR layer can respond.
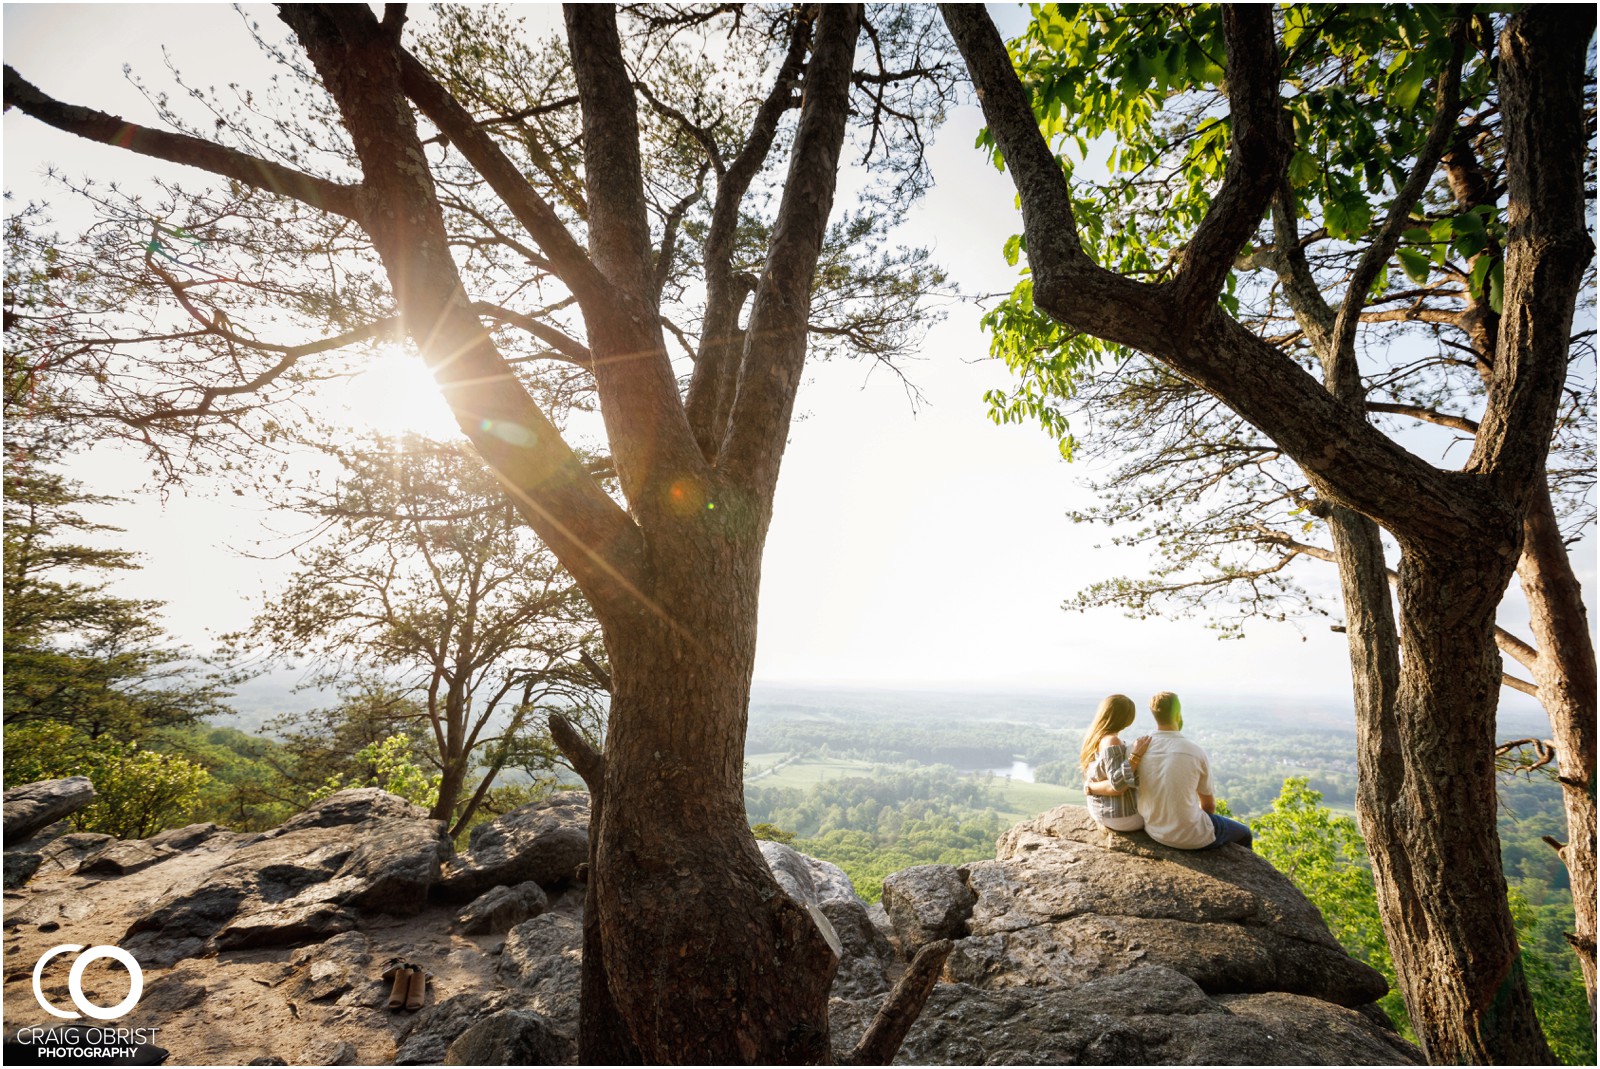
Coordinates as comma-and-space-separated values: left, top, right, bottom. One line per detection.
404, 966, 426, 1011
386, 967, 410, 1010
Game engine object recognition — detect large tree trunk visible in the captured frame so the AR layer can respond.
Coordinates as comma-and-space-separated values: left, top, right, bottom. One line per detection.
431, 758, 467, 828
1366, 546, 1554, 1063
593, 520, 838, 1063
1518, 481, 1599, 1006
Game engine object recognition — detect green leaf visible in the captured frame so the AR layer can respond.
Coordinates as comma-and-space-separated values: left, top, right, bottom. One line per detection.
1289, 150, 1319, 186
1392, 60, 1427, 111
1451, 231, 1487, 260
1469, 254, 1494, 299
1488, 260, 1505, 313
1397, 247, 1431, 284
1326, 192, 1372, 240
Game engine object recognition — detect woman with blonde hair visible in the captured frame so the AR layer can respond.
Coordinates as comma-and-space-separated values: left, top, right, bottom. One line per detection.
1080, 693, 1148, 832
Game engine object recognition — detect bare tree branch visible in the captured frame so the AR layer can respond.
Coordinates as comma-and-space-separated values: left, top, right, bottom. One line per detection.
1327, 13, 1468, 386
4, 65, 365, 220
394, 48, 608, 305
842, 939, 954, 1065
722, 3, 863, 493
684, 8, 815, 458
1366, 402, 1480, 434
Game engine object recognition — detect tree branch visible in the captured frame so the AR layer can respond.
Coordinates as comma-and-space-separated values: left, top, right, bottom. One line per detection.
4, 65, 365, 221
1269, 182, 1337, 354
548, 711, 603, 791
721, 3, 863, 493
1365, 402, 1480, 435
684, 8, 814, 460
565, 5, 656, 299
944, 4, 1495, 546
1468, 7, 1595, 497
1172, 6, 1288, 310
577, 649, 613, 695
655, 162, 709, 297
1257, 525, 1542, 675
842, 938, 953, 1065
471, 302, 592, 368
393, 48, 609, 306
278, 3, 646, 612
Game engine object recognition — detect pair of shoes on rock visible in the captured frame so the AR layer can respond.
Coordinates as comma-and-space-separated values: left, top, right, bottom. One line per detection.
381, 959, 430, 1012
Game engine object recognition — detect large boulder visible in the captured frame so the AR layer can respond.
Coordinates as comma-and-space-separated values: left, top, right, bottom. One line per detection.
921, 806, 1386, 1007
454, 880, 548, 935
148, 823, 225, 852
3, 850, 42, 890
79, 839, 179, 876
759, 840, 897, 1000
445, 1009, 573, 1066
496, 911, 584, 1032
880, 864, 976, 954
396, 991, 513, 1066
829, 965, 1421, 1065
122, 789, 451, 960
4, 777, 96, 843
440, 792, 589, 899
273, 788, 429, 832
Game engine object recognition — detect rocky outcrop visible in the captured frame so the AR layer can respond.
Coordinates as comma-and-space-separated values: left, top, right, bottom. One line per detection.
275, 788, 429, 831
850, 804, 1418, 1065
80, 838, 180, 876
3, 777, 97, 842
122, 789, 452, 961
830, 964, 1420, 1065
2, 778, 103, 887
396, 991, 514, 1065
439, 791, 588, 899
3, 785, 1418, 1066
944, 806, 1386, 1006
496, 911, 584, 1031
445, 1009, 573, 1065
7, 830, 114, 890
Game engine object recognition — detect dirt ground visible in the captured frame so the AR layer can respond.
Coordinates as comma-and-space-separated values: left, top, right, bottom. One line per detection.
3, 837, 540, 1066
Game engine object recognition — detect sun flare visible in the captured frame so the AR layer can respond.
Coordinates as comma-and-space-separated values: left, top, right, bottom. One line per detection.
339, 345, 461, 440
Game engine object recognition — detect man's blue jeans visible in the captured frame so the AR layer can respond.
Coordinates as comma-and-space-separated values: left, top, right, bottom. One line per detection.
1205, 813, 1253, 850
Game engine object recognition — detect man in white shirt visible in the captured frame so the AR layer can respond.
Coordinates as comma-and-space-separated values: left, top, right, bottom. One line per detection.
1134, 692, 1253, 850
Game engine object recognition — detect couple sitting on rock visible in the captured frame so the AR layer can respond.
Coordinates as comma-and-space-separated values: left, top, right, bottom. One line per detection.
1080, 691, 1253, 851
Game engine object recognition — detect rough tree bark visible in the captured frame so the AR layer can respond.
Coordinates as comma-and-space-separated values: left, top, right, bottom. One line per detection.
1518, 482, 1599, 1006
1440, 113, 1598, 1001
942, 3, 1592, 1061
8, 3, 943, 1061
549, 713, 642, 1066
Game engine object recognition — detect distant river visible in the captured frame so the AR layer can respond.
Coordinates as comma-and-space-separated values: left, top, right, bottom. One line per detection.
985, 760, 1035, 783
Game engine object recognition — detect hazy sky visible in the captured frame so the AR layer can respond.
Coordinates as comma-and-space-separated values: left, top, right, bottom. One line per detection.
4, 4, 1585, 717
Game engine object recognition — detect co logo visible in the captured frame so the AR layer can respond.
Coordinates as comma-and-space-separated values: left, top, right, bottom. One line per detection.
31, 944, 144, 1020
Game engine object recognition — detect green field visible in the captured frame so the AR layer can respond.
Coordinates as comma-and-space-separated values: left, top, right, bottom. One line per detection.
984, 775, 1084, 819
749, 756, 877, 789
